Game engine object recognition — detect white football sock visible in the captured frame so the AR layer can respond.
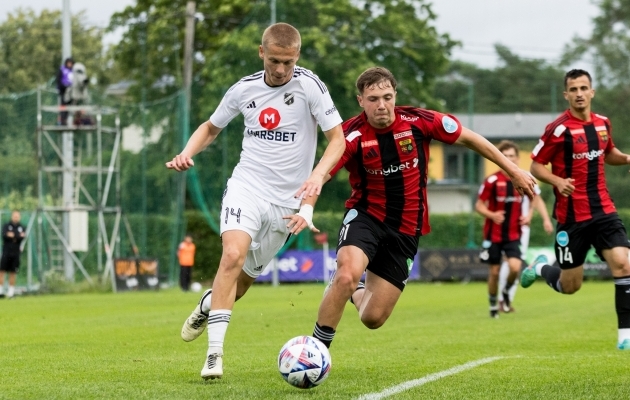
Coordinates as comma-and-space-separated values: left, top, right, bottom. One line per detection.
207, 310, 231, 356
618, 328, 630, 343
7, 286, 14, 297
200, 291, 212, 314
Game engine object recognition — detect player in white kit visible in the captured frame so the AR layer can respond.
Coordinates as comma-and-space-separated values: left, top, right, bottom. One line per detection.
498, 175, 553, 312
166, 23, 345, 380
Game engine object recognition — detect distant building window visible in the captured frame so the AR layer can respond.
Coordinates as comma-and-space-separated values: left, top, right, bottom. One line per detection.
443, 146, 481, 183
444, 146, 466, 182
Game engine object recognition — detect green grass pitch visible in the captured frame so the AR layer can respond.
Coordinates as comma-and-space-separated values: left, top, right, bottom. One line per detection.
1, 281, 628, 399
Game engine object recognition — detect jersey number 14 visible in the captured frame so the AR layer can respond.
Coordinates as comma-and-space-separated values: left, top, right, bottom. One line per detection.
557, 246, 573, 264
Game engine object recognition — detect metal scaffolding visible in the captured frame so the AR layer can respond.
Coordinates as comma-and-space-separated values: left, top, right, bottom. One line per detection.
35, 87, 122, 291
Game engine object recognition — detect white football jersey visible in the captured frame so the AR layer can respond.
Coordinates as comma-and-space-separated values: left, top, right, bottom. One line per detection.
210, 66, 342, 208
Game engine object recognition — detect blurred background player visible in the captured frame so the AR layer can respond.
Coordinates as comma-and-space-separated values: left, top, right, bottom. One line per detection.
166, 23, 345, 379
497, 170, 553, 313
0, 211, 25, 299
310, 67, 536, 348
476, 141, 533, 318
177, 234, 196, 291
522, 69, 630, 350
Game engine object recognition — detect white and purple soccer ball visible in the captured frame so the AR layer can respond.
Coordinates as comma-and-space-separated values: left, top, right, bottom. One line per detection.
278, 335, 331, 389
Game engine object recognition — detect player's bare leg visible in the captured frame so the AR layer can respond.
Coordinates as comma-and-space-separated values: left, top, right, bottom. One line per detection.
500, 257, 521, 312
201, 230, 251, 380
557, 266, 584, 294
313, 245, 367, 348
352, 270, 401, 329
602, 247, 630, 349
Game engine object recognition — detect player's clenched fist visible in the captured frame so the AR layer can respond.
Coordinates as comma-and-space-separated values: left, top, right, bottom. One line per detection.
165, 154, 195, 171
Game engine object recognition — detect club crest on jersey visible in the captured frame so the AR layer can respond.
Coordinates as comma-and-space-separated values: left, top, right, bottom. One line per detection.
598, 131, 608, 142
259, 107, 281, 130
284, 93, 294, 105
399, 138, 413, 153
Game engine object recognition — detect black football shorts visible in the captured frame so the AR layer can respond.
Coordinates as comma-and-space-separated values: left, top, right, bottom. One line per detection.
479, 240, 521, 265
555, 213, 630, 269
336, 208, 419, 291
0, 254, 20, 273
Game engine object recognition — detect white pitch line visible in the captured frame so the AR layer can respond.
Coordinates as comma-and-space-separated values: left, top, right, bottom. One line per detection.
356, 356, 505, 400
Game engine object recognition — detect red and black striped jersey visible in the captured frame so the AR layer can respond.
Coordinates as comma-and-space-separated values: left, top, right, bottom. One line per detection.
531, 110, 616, 224
478, 170, 524, 243
329, 106, 462, 236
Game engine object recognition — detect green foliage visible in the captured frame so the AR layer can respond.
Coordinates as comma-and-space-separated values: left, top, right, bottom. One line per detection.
434, 46, 566, 113
183, 210, 223, 283
0, 188, 39, 211
108, 0, 255, 101
562, 0, 630, 88
0, 8, 106, 93
2, 284, 629, 399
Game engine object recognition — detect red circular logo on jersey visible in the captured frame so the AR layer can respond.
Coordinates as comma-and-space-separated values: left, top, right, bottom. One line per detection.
259, 107, 281, 130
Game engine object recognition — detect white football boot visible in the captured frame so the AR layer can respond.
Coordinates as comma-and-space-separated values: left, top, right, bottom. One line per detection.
181, 289, 211, 342
201, 353, 223, 380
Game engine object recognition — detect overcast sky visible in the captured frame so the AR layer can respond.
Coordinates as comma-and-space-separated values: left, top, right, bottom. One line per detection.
1, 0, 600, 69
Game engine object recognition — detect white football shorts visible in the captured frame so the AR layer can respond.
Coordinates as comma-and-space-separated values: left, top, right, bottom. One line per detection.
220, 179, 297, 278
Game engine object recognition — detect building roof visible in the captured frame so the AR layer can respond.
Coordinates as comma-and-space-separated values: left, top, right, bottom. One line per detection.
452, 112, 559, 139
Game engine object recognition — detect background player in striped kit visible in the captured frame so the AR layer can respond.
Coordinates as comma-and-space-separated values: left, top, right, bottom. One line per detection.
497, 167, 553, 313
166, 23, 345, 379
309, 67, 536, 348
476, 141, 552, 317
522, 69, 630, 350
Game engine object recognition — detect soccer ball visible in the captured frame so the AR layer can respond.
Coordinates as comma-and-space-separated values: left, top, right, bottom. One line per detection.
278, 335, 331, 389
190, 282, 202, 293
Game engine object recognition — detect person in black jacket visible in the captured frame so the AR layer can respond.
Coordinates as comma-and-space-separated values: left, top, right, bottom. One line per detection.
1, 211, 25, 298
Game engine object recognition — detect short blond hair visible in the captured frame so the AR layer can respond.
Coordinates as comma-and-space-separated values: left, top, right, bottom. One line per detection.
262, 23, 301, 51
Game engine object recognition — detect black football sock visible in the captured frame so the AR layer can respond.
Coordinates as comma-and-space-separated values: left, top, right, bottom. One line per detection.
313, 322, 335, 348
540, 265, 563, 293
614, 276, 630, 329
488, 294, 498, 307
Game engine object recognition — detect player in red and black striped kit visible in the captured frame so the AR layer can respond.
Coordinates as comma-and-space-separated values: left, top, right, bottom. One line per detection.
476, 141, 531, 318
521, 69, 630, 350
309, 67, 537, 348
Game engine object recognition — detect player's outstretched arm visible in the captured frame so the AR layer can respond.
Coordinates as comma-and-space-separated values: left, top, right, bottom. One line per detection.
530, 161, 575, 197
455, 127, 536, 198
165, 121, 222, 171
294, 124, 345, 199
604, 147, 630, 167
